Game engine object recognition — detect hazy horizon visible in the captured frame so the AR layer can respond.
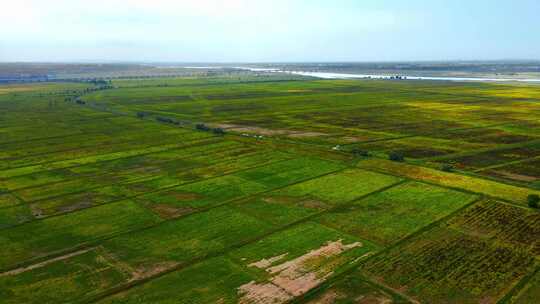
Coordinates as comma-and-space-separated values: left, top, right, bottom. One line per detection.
2, 0, 540, 62
3, 59, 540, 64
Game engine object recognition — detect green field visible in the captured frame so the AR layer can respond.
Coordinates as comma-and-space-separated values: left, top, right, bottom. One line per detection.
0, 75, 538, 303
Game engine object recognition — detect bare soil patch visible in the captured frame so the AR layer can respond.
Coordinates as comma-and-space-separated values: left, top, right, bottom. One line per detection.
238, 239, 362, 303
131, 261, 179, 281
248, 253, 289, 269
308, 290, 345, 303
490, 170, 538, 182
57, 196, 94, 213
211, 123, 328, 138
148, 204, 195, 219
169, 191, 202, 201
238, 281, 293, 304
287, 132, 327, 139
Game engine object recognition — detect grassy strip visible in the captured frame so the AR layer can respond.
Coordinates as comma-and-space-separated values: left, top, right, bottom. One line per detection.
358, 158, 540, 205
83, 173, 404, 303
292, 195, 483, 304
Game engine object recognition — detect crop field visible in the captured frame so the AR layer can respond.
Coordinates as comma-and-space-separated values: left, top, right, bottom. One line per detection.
0, 75, 539, 303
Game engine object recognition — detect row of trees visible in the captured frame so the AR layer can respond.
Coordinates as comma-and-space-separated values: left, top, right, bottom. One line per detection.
136, 112, 225, 136
196, 123, 225, 135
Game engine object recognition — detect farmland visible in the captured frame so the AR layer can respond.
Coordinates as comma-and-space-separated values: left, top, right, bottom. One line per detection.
0, 73, 539, 304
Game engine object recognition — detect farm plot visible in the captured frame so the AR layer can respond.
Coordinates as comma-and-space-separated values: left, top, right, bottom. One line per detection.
360, 225, 536, 304
479, 157, 540, 187
95, 256, 256, 304
95, 206, 275, 277
97, 222, 379, 304
358, 158, 540, 204
0, 140, 285, 225
508, 269, 540, 304
83, 79, 540, 172
304, 268, 412, 303
233, 168, 402, 226
447, 199, 540, 255
316, 181, 478, 245
0, 206, 274, 303
0, 193, 21, 208
0, 129, 211, 171
0, 247, 131, 304
0, 204, 33, 229
227, 221, 379, 302
1, 76, 540, 304
0, 199, 162, 271
134, 156, 343, 219
436, 141, 540, 171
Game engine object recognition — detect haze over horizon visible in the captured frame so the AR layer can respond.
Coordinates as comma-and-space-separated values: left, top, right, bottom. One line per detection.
1, 0, 540, 63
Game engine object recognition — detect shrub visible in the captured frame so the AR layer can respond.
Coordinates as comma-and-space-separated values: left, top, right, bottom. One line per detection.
156, 116, 174, 124
441, 164, 454, 172
388, 152, 404, 162
136, 112, 147, 119
528, 194, 540, 209
351, 148, 370, 157
212, 128, 225, 135
196, 123, 210, 131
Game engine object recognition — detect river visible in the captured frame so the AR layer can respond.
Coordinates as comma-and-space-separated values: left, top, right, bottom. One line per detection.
234, 67, 540, 83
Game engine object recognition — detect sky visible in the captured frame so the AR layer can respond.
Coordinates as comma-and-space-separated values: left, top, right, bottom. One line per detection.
1, 0, 540, 62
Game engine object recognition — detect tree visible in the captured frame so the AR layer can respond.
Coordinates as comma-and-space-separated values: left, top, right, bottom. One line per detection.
388, 152, 404, 162
528, 194, 540, 209
351, 148, 370, 157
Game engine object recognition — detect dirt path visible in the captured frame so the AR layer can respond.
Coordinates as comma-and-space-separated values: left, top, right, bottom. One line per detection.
0, 247, 96, 277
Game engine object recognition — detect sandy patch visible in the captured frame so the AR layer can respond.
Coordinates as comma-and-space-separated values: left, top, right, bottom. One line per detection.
238, 281, 293, 304
131, 261, 179, 281
169, 191, 202, 201
29, 203, 44, 218
355, 294, 394, 304
262, 196, 296, 204
287, 132, 327, 138
299, 199, 329, 210
239, 239, 363, 303
341, 136, 370, 143
284, 90, 310, 93
211, 123, 328, 138
492, 170, 538, 182
234, 127, 289, 136
211, 124, 286, 136
57, 197, 94, 213
249, 253, 289, 269
149, 204, 195, 219
309, 290, 346, 303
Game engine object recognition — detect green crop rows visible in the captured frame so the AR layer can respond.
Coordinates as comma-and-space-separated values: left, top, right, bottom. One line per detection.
0, 76, 538, 303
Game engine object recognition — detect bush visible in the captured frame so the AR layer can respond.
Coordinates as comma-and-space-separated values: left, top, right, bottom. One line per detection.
528, 194, 540, 209
388, 152, 404, 162
441, 164, 454, 172
136, 112, 147, 119
212, 128, 225, 135
351, 148, 370, 157
156, 116, 174, 124
196, 123, 210, 131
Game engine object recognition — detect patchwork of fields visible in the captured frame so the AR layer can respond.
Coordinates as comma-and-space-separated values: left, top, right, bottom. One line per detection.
0, 76, 538, 303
